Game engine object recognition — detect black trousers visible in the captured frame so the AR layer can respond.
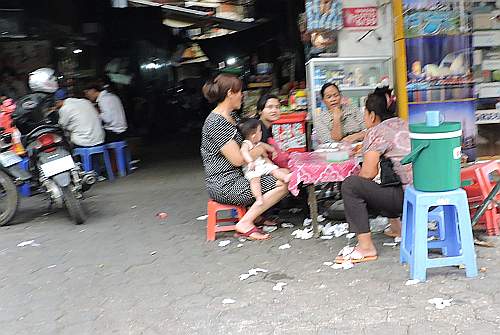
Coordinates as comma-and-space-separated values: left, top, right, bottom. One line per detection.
105, 130, 126, 143
341, 175, 404, 234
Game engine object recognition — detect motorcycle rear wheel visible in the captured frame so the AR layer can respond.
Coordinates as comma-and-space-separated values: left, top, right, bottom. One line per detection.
0, 170, 19, 226
62, 186, 86, 225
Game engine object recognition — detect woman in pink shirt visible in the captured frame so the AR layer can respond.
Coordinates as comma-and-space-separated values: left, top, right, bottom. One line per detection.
337, 92, 412, 264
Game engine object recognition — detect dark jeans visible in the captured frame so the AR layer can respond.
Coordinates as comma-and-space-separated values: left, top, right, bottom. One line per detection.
105, 130, 126, 143
341, 175, 404, 234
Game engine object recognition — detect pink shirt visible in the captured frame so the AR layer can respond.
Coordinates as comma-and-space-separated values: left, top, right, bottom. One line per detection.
362, 117, 413, 186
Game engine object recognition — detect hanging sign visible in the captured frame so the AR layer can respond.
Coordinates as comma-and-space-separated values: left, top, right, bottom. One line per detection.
342, 7, 378, 29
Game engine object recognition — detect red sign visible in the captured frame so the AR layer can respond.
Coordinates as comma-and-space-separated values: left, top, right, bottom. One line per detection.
343, 7, 378, 29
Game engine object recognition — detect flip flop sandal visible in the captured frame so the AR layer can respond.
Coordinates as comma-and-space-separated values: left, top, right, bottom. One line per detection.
234, 226, 271, 241
335, 249, 378, 264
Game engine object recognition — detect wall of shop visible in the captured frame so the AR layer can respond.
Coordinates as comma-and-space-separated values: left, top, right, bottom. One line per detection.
337, 0, 393, 57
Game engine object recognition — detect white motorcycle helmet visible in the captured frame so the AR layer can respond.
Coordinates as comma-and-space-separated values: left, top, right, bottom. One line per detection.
28, 68, 59, 93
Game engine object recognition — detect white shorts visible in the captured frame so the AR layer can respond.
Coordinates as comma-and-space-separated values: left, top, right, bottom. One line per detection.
243, 157, 279, 180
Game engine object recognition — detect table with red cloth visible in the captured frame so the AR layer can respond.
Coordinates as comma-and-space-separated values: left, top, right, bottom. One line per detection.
287, 152, 360, 237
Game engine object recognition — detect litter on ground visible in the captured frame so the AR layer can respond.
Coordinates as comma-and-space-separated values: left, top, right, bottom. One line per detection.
281, 222, 294, 228
222, 298, 236, 304
278, 243, 291, 250
237, 243, 244, 248
428, 298, 452, 309
47, 265, 57, 269
303, 218, 312, 227
320, 235, 334, 240
331, 263, 343, 270
272, 282, 287, 291
240, 268, 268, 281
17, 240, 38, 247
383, 242, 398, 247
323, 261, 333, 266
292, 228, 313, 240
196, 215, 209, 221
405, 279, 421, 286
218, 240, 231, 247
346, 233, 356, 239
150, 251, 157, 256
156, 212, 168, 220
317, 215, 326, 223
262, 226, 278, 233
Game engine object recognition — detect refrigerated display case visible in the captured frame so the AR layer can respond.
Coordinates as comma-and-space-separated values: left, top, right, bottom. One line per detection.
305, 56, 393, 127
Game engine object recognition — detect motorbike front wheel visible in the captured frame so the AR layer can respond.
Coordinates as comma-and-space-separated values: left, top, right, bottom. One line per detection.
61, 186, 86, 225
0, 170, 19, 226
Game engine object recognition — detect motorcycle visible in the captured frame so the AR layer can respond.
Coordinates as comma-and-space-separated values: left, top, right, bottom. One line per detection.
0, 128, 31, 226
21, 122, 97, 224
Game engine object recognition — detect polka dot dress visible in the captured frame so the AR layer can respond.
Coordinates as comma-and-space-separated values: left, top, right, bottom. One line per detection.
200, 112, 278, 206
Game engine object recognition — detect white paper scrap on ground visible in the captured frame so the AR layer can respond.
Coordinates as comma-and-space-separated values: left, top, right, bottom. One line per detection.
47, 265, 57, 269
405, 279, 420, 286
323, 261, 333, 266
338, 246, 355, 258
237, 244, 244, 248
17, 240, 35, 247
272, 282, 287, 291
317, 215, 326, 223
292, 228, 313, 240
331, 263, 343, 270
343, 260, 354, 270
218, 240, 231, 247
289, 208, 302, 214
196, 214, 209, 221
346, 233, 356, 239
239, 273, 252, 280
428, 298, 452, 309
303, 218, 312, 227
278, 243, 291, 250
222, 298, 236, 304
262, 226, 277, 233
248, 268, 268, 275
281, 223, 294, 228
383, 242, 398, 247
320, 235, 334, 240
322, 223, 334, 236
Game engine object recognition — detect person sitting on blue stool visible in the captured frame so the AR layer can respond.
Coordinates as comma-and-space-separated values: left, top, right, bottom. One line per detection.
55, 88, 105, 148
83, 81, 127, 143
336, 92, 413, 264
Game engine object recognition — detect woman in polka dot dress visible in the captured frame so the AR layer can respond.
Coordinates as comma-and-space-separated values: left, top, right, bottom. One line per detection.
200, 74, 289, 240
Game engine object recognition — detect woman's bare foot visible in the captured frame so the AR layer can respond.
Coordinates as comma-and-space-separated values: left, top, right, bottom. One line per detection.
235, 222, 270, 240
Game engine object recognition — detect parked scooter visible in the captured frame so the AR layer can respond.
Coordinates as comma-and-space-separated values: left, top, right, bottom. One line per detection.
21, 123, 97, 224
0, 128, 31, 226
11, 68, 97, 224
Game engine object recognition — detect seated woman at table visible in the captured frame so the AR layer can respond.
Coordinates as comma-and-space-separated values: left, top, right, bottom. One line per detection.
201, 74, 290, 240
314, 83, 366, 144
336, 93, 412, 263
257, 93, 290, 168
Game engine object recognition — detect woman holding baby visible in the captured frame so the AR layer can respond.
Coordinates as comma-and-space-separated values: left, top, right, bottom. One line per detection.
200, 74, 290, 240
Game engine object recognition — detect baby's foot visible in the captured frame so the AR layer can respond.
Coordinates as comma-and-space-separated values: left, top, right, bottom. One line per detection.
255, 197, 264, 206
283, 173, 292, 183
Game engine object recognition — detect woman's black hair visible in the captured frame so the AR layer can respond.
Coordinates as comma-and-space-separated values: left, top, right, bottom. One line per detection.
320, 82, 340, 99
365, 93, 394, 121
256, 93, 279, 112
237, 118, 261, 139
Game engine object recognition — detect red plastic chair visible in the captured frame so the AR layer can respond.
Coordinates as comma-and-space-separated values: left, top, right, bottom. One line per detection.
206, 200, 246, 241
461, 162, 500, 235
476, 161, 500, 235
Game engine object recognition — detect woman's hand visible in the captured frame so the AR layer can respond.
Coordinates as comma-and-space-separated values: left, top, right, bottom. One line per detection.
341, 131, 366, 143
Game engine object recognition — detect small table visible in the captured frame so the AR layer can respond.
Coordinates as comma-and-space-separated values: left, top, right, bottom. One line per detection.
288, 152, 360, 237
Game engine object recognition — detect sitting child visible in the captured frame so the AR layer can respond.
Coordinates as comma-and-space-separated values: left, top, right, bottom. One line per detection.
238, 118, 291, 206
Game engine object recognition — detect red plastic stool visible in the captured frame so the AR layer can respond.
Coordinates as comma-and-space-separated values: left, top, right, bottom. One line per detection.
207, 200, 246, 241
477, 161, 500, 235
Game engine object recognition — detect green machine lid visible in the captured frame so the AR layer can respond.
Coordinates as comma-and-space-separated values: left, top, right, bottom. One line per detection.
409, 122, 461, 134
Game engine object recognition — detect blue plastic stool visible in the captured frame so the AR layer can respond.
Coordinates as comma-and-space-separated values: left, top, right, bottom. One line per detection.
17, 157, 31, 197
73, 146, 114, 181
400, 186, 478, 281
105, 141, 131, 177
